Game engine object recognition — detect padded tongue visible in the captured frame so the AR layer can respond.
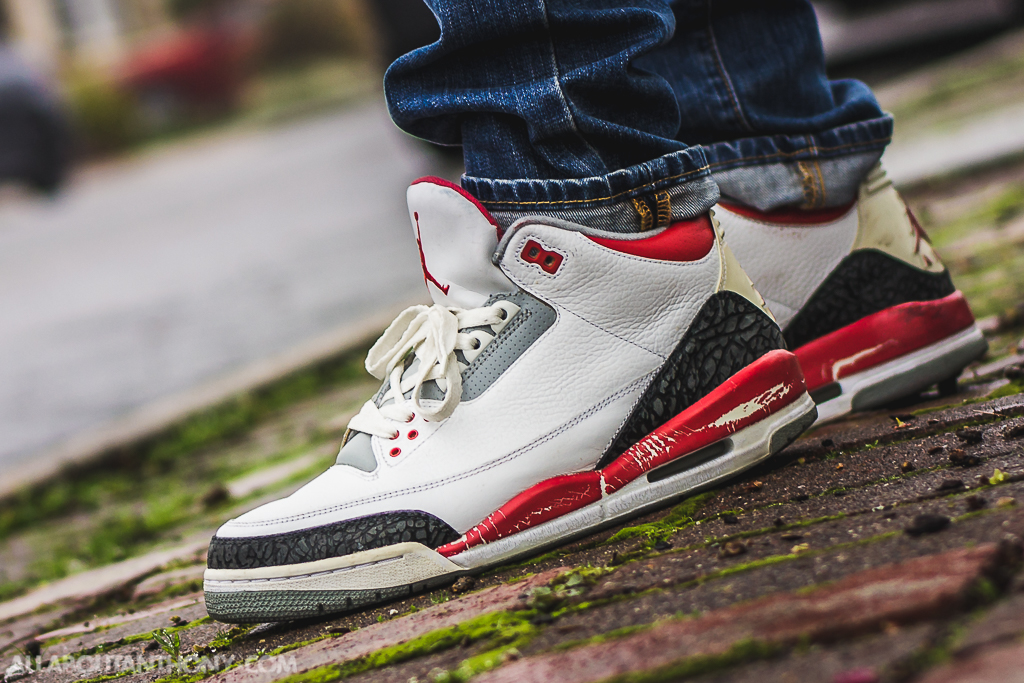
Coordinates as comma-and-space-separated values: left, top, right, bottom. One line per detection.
407, 177, 515, 309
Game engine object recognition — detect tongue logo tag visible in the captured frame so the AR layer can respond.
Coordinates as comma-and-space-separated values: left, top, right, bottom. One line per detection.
521, 240, 563, 275
415, 212, 451, 295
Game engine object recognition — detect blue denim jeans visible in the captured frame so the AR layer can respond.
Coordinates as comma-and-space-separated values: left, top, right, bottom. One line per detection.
384, 0, 893, 226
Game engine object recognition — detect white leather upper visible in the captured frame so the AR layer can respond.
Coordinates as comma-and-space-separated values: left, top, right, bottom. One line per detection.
715, 206, 859, 329
717, 166, 948, 331
217, 183, 724, 539
407, 182, 516, 308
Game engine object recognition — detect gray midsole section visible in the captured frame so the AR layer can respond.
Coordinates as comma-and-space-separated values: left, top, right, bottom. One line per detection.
205, 573, 459, 624
769, 406, 818, 456
851, 334, 988, 412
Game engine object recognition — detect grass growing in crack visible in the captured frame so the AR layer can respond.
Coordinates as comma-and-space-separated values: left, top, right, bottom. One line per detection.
274, 611, 537, 683
527, 566, 611, 615
604, 492, 717, 547
152, 629, 182, 659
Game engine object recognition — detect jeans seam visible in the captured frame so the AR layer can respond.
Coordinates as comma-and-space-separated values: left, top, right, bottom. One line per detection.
705, 0, 754, 134
473, 165, 709, 206
538, 0, 604, 172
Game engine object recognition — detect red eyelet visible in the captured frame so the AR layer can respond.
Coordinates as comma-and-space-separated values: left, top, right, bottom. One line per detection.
408, 430, 419, 440
405, 414, 415, 423
389, 433, 399, 440
389, 447, 401, 457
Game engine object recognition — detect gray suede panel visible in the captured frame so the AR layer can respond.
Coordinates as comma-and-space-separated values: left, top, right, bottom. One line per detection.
335, 431, 377, 471
462, 291, 556, 401
359, 290, 554, 427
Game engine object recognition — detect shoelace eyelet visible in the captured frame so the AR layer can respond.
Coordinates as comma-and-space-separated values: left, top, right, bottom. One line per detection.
405, 414, 415, 423
471, 338, 481, 350
389, 447, 401, 457
408, 430, 419, 440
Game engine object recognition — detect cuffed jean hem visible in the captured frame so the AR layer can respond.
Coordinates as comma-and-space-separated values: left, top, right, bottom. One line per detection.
462, 145, 714, 209
460, 146, 719, 233
703, 115, 894, 211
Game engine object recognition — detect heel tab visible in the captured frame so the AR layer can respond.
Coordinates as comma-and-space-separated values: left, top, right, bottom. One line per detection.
861, 162, 893, 196
854, 167, 945, 274
711, 210, 776, 323
409, 176, 502, 235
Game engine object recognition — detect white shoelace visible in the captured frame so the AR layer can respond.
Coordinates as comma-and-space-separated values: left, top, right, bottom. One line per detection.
347, 303, 511, 439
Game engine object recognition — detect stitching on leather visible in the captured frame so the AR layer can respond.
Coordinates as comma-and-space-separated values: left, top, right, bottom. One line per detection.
227, 377, 650, 528
509, 232, 718, 359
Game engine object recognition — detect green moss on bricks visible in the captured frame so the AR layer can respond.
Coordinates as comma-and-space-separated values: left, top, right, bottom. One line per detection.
604, 492, 717, 547
988, 380, 1024, 401
528, 566, 611, 615
274, 611, 537, 683
552, 623, 653, 652
0, 343, 371, 544
603, 639, 784, 683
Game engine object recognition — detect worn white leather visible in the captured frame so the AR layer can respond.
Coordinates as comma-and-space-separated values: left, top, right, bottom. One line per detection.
715, 205, 859, 329
854, 167, 945, 274
500, 223, 721, 359
717, 166, 950, 331
217, 180, 728, 539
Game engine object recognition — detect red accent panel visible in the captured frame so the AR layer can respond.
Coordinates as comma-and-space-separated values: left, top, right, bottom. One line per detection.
795, 292, 976, 392
437, 349, 807, 558
601, 350, 805, 493
719, 201, 856, 225
411, 176, 503, 237
587, 215, 715, 262
521, 240, 564, 274
790, 290, 974, 393
437, 473, 603, 557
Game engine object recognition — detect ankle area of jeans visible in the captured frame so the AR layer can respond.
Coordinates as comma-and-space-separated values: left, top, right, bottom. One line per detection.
461, 147, 719, 234
704, 115, 894, 212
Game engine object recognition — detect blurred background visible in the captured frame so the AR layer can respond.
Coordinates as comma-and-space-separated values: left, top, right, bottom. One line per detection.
1, 0, 1024, 581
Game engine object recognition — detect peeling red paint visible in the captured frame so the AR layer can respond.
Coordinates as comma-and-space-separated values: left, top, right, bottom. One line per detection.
439, 473, 602, 556
438, 350, 806, 558
796, 292, 976, 391
602, 350, 803, 492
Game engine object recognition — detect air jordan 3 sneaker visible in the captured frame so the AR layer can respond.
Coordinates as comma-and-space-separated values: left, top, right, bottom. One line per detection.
204, 177, 817, 622
717, 164, 987, 423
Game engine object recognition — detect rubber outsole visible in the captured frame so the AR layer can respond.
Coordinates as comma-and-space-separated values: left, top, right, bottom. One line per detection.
206, 574, 458, 624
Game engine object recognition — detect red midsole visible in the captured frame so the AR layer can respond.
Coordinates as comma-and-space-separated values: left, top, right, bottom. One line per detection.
795, 292, 975, 393
437, 350, 807, 558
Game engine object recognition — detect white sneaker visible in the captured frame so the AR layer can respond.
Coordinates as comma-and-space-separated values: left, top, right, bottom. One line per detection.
203, 177, 816, 622
716, 165, 987, 423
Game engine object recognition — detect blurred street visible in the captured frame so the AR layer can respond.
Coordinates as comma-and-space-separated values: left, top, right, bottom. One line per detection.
0, 100, 435, 473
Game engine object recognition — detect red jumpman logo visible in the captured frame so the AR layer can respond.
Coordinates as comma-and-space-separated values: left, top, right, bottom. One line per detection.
415, 212, 450, 295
